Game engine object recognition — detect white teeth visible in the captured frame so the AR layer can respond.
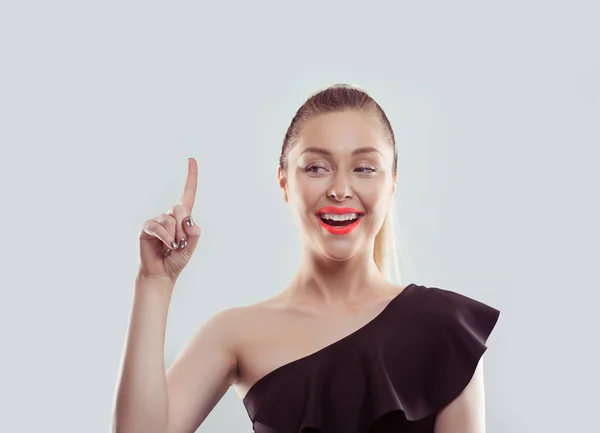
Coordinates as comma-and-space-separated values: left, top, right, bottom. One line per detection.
319, 212, 360, 221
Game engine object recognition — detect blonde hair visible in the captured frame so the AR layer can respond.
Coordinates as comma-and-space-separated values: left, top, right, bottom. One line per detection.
374, 200, 406, 284
280, 84, 409, 284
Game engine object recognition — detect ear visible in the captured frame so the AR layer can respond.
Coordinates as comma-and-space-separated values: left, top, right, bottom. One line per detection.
277, 165, 288, 203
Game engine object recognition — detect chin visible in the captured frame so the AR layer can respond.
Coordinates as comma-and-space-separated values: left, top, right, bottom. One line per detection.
317, 238, 363, 262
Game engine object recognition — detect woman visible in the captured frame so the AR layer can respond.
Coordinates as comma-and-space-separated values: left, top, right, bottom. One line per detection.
112, 84, 501, 433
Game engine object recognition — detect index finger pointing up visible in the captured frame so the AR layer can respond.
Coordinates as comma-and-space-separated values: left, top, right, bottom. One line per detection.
180, 158, 198, 211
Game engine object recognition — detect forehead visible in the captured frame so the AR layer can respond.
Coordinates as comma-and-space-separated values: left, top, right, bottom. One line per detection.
294, 110, 388, 154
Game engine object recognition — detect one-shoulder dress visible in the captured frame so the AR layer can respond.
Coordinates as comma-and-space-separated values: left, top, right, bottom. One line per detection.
242, 283, 501, 433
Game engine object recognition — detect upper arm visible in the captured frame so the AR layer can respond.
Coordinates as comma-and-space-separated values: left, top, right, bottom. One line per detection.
435, 357, 486, 433
165, 308, 240, 433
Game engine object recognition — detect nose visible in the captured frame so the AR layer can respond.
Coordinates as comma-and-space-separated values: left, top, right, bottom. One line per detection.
327, 173, 353, 201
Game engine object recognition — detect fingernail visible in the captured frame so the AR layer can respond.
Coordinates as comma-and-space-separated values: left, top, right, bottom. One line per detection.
164, 249, 172, 257
179, 237, 187, 249
170, 241, 179, 249
185, 216, 194, 227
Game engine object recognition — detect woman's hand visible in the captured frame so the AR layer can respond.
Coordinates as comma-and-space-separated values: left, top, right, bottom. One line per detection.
137, 158, 202, 281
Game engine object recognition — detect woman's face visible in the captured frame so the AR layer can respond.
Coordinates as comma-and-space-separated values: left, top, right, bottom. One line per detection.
278, 110, 397, 262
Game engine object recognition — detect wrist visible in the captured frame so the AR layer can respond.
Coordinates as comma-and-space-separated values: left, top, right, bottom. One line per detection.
135, 273, 177, 290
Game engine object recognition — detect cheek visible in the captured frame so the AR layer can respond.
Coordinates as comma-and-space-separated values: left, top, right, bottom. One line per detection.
356, 179, 391, 209
288, 176, 322, 217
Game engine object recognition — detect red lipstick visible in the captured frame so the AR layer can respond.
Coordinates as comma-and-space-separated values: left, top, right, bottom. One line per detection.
315, 206, 364, 235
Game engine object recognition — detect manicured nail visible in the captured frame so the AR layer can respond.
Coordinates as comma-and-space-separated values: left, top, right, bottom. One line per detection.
185, 216, 194, 227
179, 238, 187, 249
170, 241, 179, 249
164, 249, 172, 257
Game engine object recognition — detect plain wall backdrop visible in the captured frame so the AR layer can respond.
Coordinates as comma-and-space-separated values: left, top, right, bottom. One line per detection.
0, 1, 598, 432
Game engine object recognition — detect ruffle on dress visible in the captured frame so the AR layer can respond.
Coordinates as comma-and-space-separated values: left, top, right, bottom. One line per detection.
242, 284, 500, 433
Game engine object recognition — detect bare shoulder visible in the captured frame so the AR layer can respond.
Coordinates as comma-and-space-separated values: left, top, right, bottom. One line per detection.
204, 299, 282, 352
196, 305, 253, 351
217, 296, 295, 349
164, 303, 270, 432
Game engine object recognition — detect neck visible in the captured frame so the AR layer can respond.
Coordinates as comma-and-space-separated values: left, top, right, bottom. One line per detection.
288, 245, 391, 305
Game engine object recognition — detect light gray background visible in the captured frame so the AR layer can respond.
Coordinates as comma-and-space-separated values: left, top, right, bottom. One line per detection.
1, 1, 598, 432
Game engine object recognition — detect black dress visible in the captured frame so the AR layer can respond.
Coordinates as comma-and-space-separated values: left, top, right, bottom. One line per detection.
242, 283, 501, 433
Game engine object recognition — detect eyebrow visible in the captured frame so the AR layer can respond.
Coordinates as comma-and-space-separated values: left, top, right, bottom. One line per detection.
299, 146, 383, 157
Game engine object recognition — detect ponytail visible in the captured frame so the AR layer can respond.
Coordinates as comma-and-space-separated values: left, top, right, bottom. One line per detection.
374, 201, 404, 285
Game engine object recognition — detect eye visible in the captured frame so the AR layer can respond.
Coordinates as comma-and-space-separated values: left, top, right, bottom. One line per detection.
355, 166, 376, 174
304, 164, 328, 173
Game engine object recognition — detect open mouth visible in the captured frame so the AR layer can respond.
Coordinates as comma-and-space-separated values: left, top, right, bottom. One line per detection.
317, 212, 362, 227
315, 207, 365, 235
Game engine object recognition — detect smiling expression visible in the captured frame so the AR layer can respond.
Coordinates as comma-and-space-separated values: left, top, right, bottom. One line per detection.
278, 110, 397, 261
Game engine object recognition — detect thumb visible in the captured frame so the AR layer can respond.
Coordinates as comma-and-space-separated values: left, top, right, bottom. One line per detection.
182, 215, 202, 254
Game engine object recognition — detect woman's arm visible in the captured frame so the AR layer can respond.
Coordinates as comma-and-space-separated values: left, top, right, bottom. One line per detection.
434, 357, 487, 433
111, 276, 239, 433
164, 306, 240, 433
111, 276, 176, 433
